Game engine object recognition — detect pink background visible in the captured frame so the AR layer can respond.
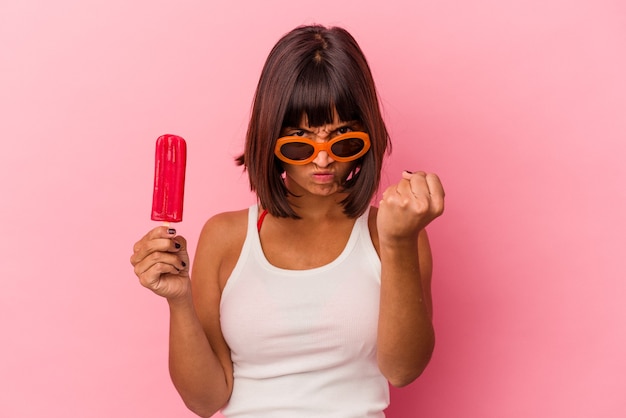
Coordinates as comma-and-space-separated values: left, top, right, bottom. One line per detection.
2, 0, 625, 417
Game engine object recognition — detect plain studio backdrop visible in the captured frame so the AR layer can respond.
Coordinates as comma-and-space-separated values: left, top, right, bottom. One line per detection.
1, 1, 625, 417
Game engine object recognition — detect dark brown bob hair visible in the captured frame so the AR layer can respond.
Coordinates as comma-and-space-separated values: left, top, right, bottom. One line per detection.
236, 24, 390, 218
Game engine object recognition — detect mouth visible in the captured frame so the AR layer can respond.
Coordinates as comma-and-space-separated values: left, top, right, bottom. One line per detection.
312, 171, 335, 183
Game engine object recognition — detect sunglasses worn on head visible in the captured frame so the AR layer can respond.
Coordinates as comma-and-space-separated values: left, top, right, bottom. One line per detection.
274, 131, 371, 165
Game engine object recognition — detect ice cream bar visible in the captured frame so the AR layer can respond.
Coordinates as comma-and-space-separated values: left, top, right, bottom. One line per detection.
151, 134, 187, 223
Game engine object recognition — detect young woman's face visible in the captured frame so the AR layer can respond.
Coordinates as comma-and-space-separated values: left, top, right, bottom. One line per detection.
279, 111, 364, 198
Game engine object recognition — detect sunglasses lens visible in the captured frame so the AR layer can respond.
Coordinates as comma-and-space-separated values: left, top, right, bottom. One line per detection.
280, 142, 315, 161
331, 137, 366, 158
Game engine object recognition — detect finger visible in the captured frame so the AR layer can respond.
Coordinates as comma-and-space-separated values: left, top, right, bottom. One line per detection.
404, 171, 430, 199
172, 235, 187, 251
146, 225, 178, 241
139, 262, 180, 283
171, 235, 190, 268
130, 238, 179, 266
134, 250, 187, 277
381, 182, 405, 207
137, 225, 176, 243
132, 226, 175, 254
425, 173, 444, 195
401, 169, 426, 179
130, 232, 185, 267
138, 266, 180, 290
425, 173, 445, 213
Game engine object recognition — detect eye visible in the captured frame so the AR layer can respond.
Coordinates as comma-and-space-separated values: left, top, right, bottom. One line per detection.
292, 130, 306, 137
337, 126, 354, 135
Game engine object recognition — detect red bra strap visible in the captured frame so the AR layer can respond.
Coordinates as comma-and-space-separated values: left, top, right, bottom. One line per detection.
257, 209, 269, 232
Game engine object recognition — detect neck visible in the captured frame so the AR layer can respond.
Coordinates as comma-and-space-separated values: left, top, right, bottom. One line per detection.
285, 193, 348, 220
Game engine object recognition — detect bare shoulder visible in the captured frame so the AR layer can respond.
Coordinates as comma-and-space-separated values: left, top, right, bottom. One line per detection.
199, 209, 249, 247
195, 208, 249, 290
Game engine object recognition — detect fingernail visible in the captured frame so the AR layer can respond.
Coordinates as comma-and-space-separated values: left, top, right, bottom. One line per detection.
168, 228, 176, 235
175, 242, 181, 249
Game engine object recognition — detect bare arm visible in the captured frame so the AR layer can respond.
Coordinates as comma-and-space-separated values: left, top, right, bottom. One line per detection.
374, 171, 444, 387
167, 291, 230, 417
131, 220, 236, 417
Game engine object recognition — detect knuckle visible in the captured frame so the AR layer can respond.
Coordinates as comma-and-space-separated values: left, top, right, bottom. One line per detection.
148, 252, 163, 266
152, 263, 167, 275
138, 274, 153, 288
155, 262, 176, 275
414, 203, 429, 215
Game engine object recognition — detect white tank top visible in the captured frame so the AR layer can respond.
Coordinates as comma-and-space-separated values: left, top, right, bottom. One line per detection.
219, 205, 389, 417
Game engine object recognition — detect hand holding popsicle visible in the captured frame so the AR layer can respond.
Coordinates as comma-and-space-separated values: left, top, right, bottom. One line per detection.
130, 134, 190, 301
131, 226, 190, 300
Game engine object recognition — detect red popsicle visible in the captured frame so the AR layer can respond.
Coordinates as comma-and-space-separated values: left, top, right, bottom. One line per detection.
151, 134, 186, 224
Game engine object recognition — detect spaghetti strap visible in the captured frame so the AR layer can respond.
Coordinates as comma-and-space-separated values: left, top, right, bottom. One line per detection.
257, 209, 269, 232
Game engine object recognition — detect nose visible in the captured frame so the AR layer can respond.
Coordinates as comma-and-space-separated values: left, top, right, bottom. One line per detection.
312, 148, 334, 167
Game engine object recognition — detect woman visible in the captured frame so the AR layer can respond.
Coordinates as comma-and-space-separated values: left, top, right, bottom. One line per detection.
131, 24, 444, 418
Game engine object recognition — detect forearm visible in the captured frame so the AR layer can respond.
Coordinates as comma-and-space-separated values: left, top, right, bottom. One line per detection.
168, 294, 230, 417
377, 235, 435, 387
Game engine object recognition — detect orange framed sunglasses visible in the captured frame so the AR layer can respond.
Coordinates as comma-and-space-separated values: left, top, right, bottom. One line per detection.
274, 131, 371, 165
